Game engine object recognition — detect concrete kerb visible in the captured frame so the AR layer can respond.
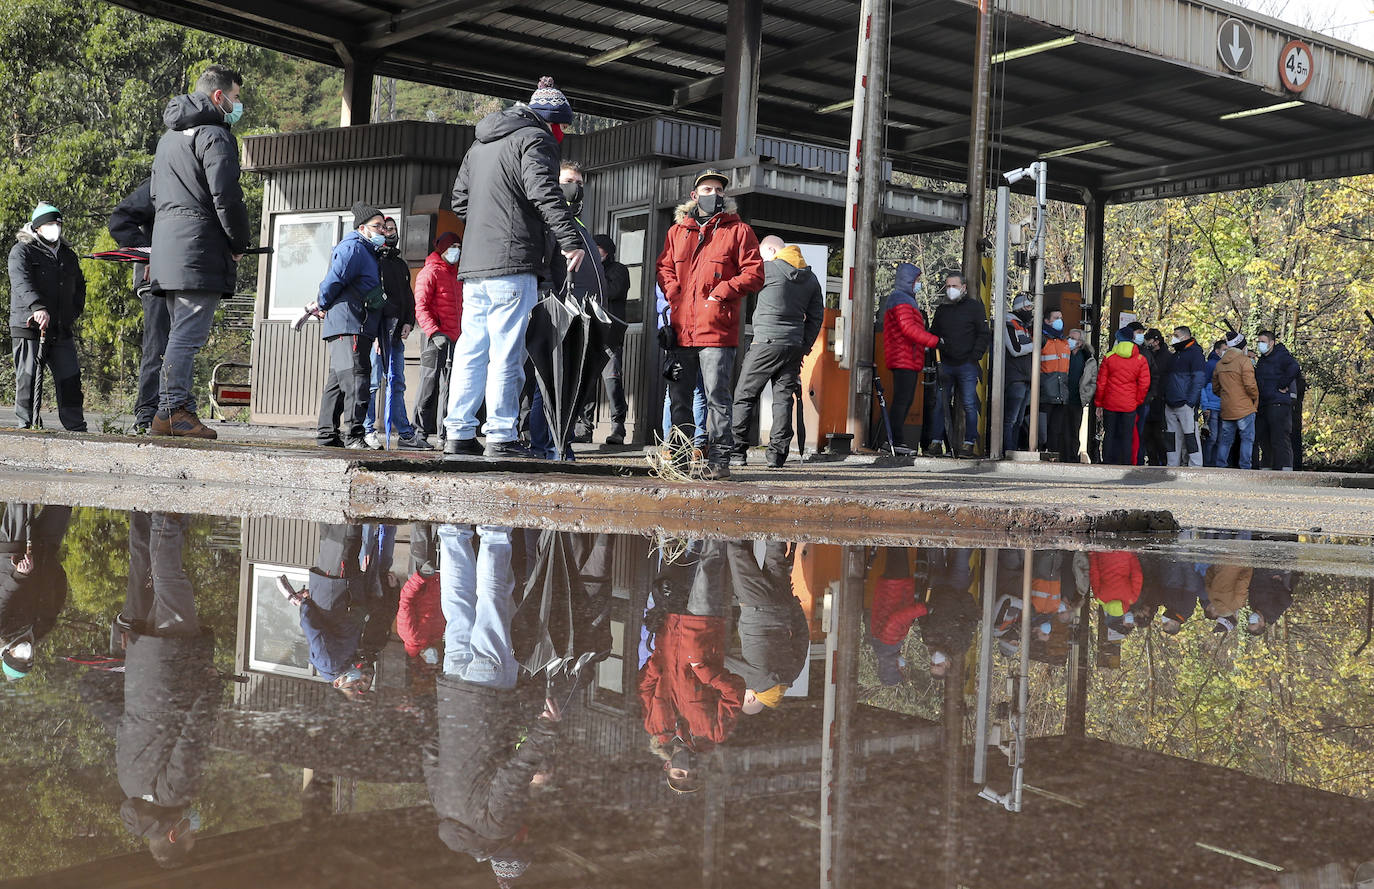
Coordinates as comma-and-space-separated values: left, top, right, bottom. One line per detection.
0, 429, 1179, 542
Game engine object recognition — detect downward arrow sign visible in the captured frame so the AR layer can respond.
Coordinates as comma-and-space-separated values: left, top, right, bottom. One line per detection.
1230, 23, 1246, 67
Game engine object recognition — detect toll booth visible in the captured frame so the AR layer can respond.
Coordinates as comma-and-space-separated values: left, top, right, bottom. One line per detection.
241, 117, 965, 441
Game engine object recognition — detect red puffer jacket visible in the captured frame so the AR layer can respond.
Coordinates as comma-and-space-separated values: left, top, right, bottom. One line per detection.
414, 251, 463, 340
397, 571, 443, 657
1095, 341, 1151, 413
883, 302, 940, 372
1089, 550, 1142, 616
655, 199, 765, 348
638, 613, 745, 749
871, 577, 928, 645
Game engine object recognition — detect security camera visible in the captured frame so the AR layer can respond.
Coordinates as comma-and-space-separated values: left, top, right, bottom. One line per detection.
1004, 166, 1031, 185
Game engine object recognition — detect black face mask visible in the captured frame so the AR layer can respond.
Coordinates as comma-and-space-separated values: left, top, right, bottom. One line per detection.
383, 234, 399, 248
560, 181, 583, 206
696, 192, 724, 217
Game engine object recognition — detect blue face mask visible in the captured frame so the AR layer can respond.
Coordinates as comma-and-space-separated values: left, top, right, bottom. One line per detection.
221, 98, 244, 126
1050, 318, 1063, 332
1134, 333, 1145, 346
912, 282, 923, 293
366, 231, 386, 247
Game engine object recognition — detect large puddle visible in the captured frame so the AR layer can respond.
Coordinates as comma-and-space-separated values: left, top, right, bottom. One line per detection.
1, 502, 1371, 888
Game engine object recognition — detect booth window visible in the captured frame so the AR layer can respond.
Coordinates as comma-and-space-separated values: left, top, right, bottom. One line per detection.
612, 211, 648, 324
268, 210, 401, 319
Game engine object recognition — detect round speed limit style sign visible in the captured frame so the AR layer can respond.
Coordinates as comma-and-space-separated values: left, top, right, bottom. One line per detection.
1279, 39, 1314, 92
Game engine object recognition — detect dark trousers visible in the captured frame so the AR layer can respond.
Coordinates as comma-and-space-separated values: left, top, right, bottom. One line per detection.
318, 334, 374, 445
1256, 402, 1294, 470
1064, 403, 1084, 462
13, 334, 85, 431
1004, 380, 1030, 451
415, 333, 453, 440
1103, 409, 1136, 465
135, 289, 171, 425
1143, 408, 1168, 465
668, 346, 735, 465
730, 342, 803, 459
578, 345, 629, 437
887, 368, 920, 448
1039, 402, 1066, 458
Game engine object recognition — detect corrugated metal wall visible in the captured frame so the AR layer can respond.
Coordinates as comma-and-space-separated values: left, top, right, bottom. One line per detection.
244, 515, 320, 566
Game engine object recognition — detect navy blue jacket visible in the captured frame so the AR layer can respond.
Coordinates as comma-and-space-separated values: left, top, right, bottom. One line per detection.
1200, 351, 1222, 412
317, 230, 383, 339
1255, 342, 1300, 406
1164, 337, 1205, 408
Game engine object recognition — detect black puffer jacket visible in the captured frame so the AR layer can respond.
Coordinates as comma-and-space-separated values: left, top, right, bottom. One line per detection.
377, 246, 416, 329
150, 92, 251, 295
931, 296, 991, 365
108, 177, 155, 295
544, 209, 608, 302
450, 104, 580, 281
8, 226, 85, 340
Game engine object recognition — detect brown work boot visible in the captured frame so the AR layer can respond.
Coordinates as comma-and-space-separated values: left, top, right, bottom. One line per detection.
167, 409, 218, 440
150, 412, 173, 436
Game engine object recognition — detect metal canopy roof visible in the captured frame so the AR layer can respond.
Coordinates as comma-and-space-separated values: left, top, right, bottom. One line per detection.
106, 0, 1374, 203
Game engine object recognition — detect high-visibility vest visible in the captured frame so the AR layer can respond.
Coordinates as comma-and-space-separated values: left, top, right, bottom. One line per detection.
1040, 336, 1071, 374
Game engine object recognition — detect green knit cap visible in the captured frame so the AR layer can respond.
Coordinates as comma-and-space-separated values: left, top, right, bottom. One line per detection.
30, 202, 62, 227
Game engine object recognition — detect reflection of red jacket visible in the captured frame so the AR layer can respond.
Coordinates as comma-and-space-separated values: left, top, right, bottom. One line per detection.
654, 201, 764, 348
397, 571, 443, 657
638, 614, 745, 749
1089, 551, 1142, 613
871, 577, 927, 645
883, 303, 940, 372
414, 252, 463, 340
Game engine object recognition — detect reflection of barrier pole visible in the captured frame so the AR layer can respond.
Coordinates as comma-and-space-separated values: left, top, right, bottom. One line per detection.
1065, 579, 1092, 736
977, 549, 1031, 813
972, 548, 998, 784
820, 546, 864, 889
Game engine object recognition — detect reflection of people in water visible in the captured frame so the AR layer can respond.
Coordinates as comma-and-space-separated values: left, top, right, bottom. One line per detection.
640, 540, 745, 793
426, 523, 560, 888
113, 512, 219, 869
1205, 560, 1253, 634
1134, 553, 1205, 635
399, 522, 444, 669
1245, 567, 1295, 635
0, 502, 71, 681
1089, 549, 1143, 637
718, 541, 808, 712
920, 547, 978, 676
868, 547, 927, 686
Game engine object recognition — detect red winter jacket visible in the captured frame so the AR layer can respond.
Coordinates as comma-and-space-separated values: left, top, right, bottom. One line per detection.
1089, 550, 1142, 615
1095, 341, 1151, 413
638, 614, 745, 749
414, 251, 463, 340
655, 199, 764, 348
883, 302, 940, 372
397, 571, 443, 657
871, 577, 928, 645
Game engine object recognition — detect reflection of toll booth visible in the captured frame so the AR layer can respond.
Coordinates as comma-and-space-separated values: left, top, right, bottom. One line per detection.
242, 117, 964, 446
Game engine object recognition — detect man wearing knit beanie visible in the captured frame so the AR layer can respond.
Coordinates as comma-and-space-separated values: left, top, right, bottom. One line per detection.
8, 202, 88, 431
443, 76, 584, 460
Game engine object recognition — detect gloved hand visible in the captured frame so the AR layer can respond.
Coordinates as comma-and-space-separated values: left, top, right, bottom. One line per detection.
430, 333, 449, 350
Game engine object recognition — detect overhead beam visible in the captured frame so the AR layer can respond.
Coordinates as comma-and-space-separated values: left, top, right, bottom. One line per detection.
361, 0, 508, 50
674, 0, 953, 108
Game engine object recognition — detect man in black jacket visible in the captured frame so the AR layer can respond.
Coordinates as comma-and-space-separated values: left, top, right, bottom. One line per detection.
929, 273, 991, 457
8, 203, 87, 431
149, 64, 251, 440
592, 233, 631, 444
443, 77, 584, 461
728, 236, 823, 468
364, 216, 429, 449
1254, 329, 1302, 471
0, 502, 72, 682
108, 178, 168, 434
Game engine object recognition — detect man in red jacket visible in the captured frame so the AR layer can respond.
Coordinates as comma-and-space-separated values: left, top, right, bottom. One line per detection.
1094, 327, 1151, 465
656, 169, 765, 479
414, 232, 463, 445
879, 262, 941, 450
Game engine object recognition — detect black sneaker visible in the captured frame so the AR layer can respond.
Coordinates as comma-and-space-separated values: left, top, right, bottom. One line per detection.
728, 452, 748, 467
444, 437, 484, 458
605, 426, 626, 446
765, 453, 785, 469
701, 462, 732, 480
485, 440, 538, 459
957, 442, 976, 459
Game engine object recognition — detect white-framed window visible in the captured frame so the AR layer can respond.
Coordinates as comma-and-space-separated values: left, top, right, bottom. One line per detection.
246, 562, 321, 680
267, 209, 402, 319
611, 209, 648, 324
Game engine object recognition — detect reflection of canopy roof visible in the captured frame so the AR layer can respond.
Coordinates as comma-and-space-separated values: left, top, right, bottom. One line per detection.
107, 0, 1374, 203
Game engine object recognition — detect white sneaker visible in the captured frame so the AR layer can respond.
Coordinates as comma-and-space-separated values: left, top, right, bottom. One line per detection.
364, 432, 385, 450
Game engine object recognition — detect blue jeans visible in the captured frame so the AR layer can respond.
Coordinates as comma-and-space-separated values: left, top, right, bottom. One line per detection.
927, 361, 982, 447
439, 524, 518, 689
444, 273, 538, 443
1216, 412, 1256, 470
1202, 409, 1221, 466
661, 370, 708, 447
159, 290, 219, 414
529, 387, 573, 461
1003, 380, 1030, 452
366, 325, 414, 438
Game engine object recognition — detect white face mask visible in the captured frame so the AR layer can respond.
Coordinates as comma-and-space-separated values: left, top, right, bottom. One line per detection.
946, 287, 963, 301
8, 641, 32, 661
1257, 341, 1271, 355
443, 246, 461, 264
1170, 335, 1182, 345
37, 223, 61, 243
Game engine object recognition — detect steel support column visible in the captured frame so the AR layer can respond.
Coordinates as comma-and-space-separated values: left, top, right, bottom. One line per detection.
821, 546, 864, 889
719, 0, 763, 159
1083, 192, 1107, 453
843, 0, 892, 444
1025, 163, 1048, 456
338, 44, 377, 127
988, 186, 1010, 459
960, 0, 994, 283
